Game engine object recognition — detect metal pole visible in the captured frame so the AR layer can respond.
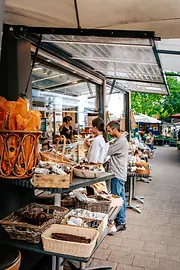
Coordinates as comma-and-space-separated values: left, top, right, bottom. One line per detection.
95, 85, 100, 113
103, 80, 107, 121
56, 258, 64, 270
125, 92, 131, 141
96, 80, 106, 120
53, 193, 62, 270
107, 79, 116, 105
0, 0, 5, 59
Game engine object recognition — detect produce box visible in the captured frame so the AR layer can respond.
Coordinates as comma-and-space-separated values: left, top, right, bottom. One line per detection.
61, 212, 108, 240
110, 195, 124, 209
33, 172, 72, 188
33, 161, 73, 188
67, 209, 108, 234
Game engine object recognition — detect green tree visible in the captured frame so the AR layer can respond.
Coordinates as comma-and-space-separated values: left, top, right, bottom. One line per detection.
131, 75, 180, 119
131, 92, 163, 117
161, 76, 180, 118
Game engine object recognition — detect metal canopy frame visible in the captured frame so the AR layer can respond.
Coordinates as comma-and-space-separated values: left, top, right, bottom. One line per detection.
31, 50, 126, 97
6, 25, 168, 95
9, 26, 159, 39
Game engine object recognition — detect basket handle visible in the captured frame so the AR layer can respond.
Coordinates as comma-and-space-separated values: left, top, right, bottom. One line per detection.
56, 135, 66, 160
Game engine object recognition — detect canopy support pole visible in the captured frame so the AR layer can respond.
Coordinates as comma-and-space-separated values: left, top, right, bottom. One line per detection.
0, 26, 32, 102
96, 80, 106, 120
125, 92, 131, 141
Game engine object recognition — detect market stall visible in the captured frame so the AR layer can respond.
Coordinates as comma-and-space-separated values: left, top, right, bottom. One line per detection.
0, 95, 125, 270
0, 5, 168, 268
134, 114, 161, 137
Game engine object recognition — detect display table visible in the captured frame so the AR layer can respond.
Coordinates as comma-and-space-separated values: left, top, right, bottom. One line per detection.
154, 137, 164, 146
154, 136, 177, 147
0, 173, 114, 193
127, 172, 151, 214
0, 206, 119, 270
0, 172, 116, 270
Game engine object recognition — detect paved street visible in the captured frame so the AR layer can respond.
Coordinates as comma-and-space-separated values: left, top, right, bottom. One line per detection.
90, 147, 180, 270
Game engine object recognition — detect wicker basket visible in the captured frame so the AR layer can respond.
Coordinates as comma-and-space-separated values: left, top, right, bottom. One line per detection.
73, 166, 103, 179
75, 195, 111, 213
0, 203, 68, 243
41, 224, 99, 258
0, 130, 41, 179
61, 195, 76, 208
40, 135, 71, 165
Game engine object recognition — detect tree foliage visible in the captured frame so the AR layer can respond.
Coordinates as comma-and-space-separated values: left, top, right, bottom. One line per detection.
131, 75, 180, 120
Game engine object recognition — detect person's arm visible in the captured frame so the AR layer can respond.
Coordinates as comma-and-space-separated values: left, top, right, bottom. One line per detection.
107, 140, 121, 156
85, 139, 91, 148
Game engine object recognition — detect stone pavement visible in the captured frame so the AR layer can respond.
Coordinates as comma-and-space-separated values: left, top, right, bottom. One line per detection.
89, 147, 180, 270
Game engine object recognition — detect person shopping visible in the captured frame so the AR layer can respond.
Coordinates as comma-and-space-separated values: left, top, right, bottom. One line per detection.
107, 121, 129, 231
60, 116, 73, 141
146, 132, 154, 151
85, 117, 109, 194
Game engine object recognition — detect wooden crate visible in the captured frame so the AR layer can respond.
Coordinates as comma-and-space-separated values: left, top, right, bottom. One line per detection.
33, 173, 71, 188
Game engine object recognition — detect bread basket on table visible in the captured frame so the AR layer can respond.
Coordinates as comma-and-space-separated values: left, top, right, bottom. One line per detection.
41, 224, 99, 258
33, 135, 73, 188
0, 203, 68, 243
73, 164, 103, 179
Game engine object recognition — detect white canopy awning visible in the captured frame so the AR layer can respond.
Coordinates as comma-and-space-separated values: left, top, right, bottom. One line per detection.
156, 39, 180, 72
3, 0, 171, 95
4, 0, 180, 38
135, 114, 161, 123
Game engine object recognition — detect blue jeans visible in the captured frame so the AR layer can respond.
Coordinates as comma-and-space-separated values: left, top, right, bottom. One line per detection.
111, 178, 126, 224
147, 143, 154, 151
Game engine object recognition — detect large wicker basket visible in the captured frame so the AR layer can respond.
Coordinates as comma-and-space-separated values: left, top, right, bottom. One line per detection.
41, 224, 99, 258
40, 135, 71, 165
75, 195, 111, 213
0, 130, 41, 179
0, 203, 68, 243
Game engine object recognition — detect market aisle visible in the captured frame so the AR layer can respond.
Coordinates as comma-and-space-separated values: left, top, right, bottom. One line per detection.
89, 147, 180, 270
